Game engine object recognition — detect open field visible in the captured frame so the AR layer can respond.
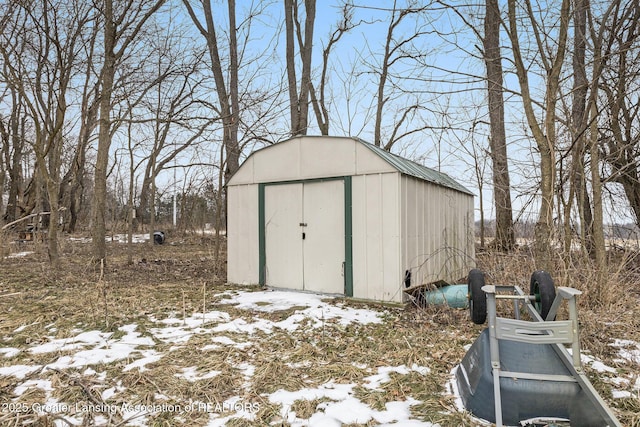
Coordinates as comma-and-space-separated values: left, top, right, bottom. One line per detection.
1, 234, 639, 426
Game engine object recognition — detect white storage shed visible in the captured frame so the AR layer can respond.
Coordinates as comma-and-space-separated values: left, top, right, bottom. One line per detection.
227, 135, 474, 303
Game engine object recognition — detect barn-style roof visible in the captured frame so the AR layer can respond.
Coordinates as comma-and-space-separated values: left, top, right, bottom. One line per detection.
229, 136, 473, 196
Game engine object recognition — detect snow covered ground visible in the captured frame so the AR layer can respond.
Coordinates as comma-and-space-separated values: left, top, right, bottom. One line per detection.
1, 290, 441, 426
1, 289, 638, 426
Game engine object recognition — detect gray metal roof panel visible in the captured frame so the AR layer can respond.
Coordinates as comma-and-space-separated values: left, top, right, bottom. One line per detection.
357, 138, 474, 196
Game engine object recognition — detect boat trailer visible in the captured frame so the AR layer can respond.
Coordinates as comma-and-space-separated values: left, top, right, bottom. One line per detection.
455, 269, 622, 426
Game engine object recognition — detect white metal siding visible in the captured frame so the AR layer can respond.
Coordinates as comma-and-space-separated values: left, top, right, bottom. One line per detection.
227, 183, 259, 284
352, 172, 402, 302
400, 175, 474, 289
228, 137, 394, 185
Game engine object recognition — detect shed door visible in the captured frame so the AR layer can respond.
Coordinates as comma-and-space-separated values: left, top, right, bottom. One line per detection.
303, 180, 345, 294
264, 180, 345, 294
264, 183, 304, 290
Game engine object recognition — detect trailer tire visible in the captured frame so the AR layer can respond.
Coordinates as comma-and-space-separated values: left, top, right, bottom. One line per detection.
468, 269, 487, 324
530, 270, 556, 320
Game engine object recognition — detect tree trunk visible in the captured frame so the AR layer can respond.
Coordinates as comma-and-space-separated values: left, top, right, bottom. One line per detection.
224, 0, 240, 182
61, 81, 98, 233
484, 0, 514, 251
310, 4, 356, 136
92, 0, 164, 263
535, 148, 555, 270
44, 95, 66, 266
45, 178, 60, 266
127, 187, 135, 262
67, 130, 91, 233
92, 0, 116, 264
374, 5, 395, 148
0, 154, 4, 228
284, 0, 315, 136
298, 0, 315, 136
6, 96, 24, 223
183, 0, 241, 224
507, 0, 570, 270
589, 100, 606, 292
284, 0, 299, 134
567, 0, 594, 256
149, 158, 156, 247
186, 0, 242, 185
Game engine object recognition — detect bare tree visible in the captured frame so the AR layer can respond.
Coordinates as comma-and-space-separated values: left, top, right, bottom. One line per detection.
181, 0, 245, 263
483, 0, 514, 250
0, 122, 5, 228
559, 0, 594, 256
0, 90, 27, 225
0, 0, 93, 265
309, 2, 358, 135
92, 0, 166, 264
354, 1, 437, 151
374, 1, 413, 148
0, 0, 12, 228
581, 0, 628, 291
181, 0, 282, 255
182, 0, 240, 184
506, 0, 570, 270
600, 2, 640, 229
285, 0, 316, 136
59, 24, 100, 234
125, 104, 142, 264
0, 6, 29, 225
128, 29, 212, 239
455, 118, 489, 248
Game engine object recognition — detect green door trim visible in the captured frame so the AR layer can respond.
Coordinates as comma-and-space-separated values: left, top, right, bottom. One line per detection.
258, 183, 266, 285
258, 176, 353, 297
343, 176, 353, 297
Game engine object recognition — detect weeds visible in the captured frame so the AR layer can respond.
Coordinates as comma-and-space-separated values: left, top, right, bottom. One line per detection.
0, 237, 638, 425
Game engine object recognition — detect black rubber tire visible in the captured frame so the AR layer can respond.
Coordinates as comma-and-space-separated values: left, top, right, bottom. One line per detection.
468, 269, 487, 324
530, 270, 556, 320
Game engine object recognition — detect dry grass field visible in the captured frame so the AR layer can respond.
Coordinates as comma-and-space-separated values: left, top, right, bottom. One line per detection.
0, 233, 639, 426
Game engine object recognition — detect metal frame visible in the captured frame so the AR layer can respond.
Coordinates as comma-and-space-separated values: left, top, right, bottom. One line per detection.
482, 284, 622, 427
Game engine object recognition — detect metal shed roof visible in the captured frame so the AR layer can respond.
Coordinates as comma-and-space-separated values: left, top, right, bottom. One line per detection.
229, 136, 473, 196
356, 138, 474, 196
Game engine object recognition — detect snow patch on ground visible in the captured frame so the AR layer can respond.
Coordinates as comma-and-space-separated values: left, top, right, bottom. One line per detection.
177, 366, 221, 382
0, 364, 41, 379
2, 288, 633, 426
608, 339, 640, 398
68, 233, 149, 244
6, 251, 34, 258
579, 352, 617, 373
123, 350, 163, 372
363, 364, 430, 390
216, 289, 384, 330
0, 347, 20, 358
14, 379, 54, 396
611, 339, 640, 365
268, 380, 431, 426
